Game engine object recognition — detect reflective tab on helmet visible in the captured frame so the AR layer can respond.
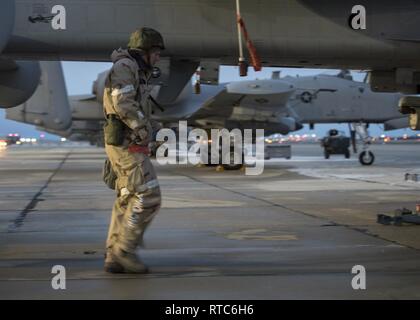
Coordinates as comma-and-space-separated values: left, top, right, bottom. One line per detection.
111, 85, 135, 96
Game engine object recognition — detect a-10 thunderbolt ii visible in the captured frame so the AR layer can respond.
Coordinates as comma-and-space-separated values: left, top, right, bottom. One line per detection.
6, 63, 409, 166
1, 0, 420, 129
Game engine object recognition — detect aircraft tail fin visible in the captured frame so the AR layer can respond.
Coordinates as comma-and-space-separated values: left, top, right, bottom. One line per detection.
5, 61, 72, 131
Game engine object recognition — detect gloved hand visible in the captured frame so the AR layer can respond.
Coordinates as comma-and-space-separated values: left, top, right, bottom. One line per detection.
135, 122, 153, 146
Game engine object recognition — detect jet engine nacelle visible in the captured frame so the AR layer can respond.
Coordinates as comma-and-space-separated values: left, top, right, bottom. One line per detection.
0, 0, 14, 53
0, 61, 41, 108
369, 70, 420, 94
383, 117, 410, 131
278, 116, 303, 133
399, 96, 420, 130
92, 71, 108, 105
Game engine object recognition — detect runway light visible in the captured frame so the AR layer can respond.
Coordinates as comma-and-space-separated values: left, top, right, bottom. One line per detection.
31, 138, 37, 143
61, 138, 67, 142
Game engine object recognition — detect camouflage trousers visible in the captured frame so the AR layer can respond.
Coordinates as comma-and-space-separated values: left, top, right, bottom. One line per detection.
105, 144, 161, 253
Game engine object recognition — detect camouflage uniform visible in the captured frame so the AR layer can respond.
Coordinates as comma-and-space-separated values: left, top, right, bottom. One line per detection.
103, 28, 164, 273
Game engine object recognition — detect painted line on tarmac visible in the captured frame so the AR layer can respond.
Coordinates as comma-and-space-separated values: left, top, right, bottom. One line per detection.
179, 172, 420, 252
7, 151, 72, 232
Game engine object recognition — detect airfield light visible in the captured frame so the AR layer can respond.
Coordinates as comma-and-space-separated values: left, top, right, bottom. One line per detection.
61, 138, 67, 142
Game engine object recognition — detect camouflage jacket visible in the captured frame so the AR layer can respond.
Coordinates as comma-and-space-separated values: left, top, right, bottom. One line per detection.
103, 48, 153, 146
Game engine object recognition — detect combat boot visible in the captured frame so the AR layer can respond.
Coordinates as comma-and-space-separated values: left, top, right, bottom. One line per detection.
104, 249, 125, 273
107, 247, 149, 274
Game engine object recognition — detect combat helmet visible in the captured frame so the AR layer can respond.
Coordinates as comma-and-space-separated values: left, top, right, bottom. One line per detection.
128, 27, 165, 51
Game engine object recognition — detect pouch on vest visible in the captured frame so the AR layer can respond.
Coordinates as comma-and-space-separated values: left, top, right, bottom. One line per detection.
102, 159, 117, 190
104, 114, 125, 146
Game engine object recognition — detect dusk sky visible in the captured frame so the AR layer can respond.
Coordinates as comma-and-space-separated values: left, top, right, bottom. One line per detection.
0, 63, 414, 139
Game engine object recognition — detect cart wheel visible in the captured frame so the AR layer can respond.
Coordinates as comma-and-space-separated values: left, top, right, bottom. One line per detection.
222, 150, 244, 170
359, 151, 375, 165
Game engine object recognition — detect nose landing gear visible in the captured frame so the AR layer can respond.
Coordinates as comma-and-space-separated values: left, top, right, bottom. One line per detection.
359, 150, 375, 166
350, 122, 375, 166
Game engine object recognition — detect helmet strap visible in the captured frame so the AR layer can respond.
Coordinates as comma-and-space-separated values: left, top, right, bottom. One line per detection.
128, 49, 152, 71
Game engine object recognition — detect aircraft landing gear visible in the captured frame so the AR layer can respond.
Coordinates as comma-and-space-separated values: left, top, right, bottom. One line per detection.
221, 149, 244, 171
203, 146, 244, 171
351, 122, 375, 166
359, 150, 375, 166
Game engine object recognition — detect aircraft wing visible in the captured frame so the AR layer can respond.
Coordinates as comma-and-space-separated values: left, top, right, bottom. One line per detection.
187, 80, 296, 126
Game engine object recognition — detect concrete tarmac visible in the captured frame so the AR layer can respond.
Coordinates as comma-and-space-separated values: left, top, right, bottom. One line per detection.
0, 143, 420, 299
